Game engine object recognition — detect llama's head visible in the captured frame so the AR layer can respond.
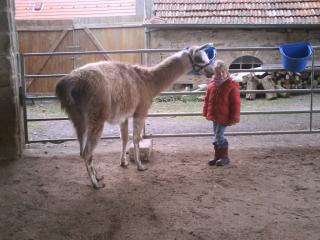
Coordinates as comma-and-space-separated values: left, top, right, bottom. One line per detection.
186, 44, 215, 78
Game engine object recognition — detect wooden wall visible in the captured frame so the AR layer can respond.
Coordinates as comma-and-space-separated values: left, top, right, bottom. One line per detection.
18, 25, 145, 94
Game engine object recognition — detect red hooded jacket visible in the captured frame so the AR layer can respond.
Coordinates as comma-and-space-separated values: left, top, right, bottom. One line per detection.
202, 77, 241, 126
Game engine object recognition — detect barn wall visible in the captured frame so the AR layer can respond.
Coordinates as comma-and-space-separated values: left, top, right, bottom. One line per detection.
0, 0, 23, 162
149, 28, 320, 87
17, 19, 145, 94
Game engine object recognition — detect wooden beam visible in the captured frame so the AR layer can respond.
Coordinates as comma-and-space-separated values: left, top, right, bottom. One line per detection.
83, 27, 112, 61
27, 29, 69, 89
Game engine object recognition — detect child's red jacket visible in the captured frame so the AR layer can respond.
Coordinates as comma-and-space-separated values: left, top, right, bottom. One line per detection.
202, 77, 241, 126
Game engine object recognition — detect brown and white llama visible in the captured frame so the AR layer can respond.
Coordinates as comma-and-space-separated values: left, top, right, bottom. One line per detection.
55, 44, 214, 189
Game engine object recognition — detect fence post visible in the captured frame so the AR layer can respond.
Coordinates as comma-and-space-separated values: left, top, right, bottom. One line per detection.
309, 49, 315, 132
20, 54, 29, 144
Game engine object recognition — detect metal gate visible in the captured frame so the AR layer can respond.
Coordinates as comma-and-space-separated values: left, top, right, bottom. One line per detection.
19, 46, 320, 144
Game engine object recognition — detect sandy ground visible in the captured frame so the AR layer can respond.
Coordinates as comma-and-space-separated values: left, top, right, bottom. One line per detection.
1, 134, 320, 240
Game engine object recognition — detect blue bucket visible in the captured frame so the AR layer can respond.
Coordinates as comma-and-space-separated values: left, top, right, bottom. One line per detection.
205, 47, 217, 65
279, 43, 313, 72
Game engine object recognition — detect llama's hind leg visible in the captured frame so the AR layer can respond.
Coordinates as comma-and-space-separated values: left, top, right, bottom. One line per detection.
69, 111, 87, 156
133, 116, 147, 171
119, 119, 129, 167
82, 121, 105, 189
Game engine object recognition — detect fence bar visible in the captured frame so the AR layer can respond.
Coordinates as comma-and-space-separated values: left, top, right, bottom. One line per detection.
26, 109, 320, 122
148, 110, 320, 117
25, 88, 320, 101
22, 49, 180, 57
28, 135, 120, 144
143, 130, 320, 138
25, 74, 66, 78
26, 129, 320, 144
158, 89, 320, 95
23, 67, 320, 79
26, 96, 57, 100
28, 117, 69, 122
21, 45, 320, 57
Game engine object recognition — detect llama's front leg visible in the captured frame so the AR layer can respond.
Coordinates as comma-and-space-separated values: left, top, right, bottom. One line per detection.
133, 117, 147, 171
119, 119, 129, 167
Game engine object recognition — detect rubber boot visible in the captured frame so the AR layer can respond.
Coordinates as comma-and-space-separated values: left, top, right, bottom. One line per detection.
216, 146, 230, 166
208, 143, 220, 166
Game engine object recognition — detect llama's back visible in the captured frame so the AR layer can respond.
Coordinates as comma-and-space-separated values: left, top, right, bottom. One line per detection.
56, 61, 145, 124
92, 61, 145, 123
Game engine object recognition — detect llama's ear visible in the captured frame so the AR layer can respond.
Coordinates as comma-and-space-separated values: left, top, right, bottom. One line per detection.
195, 43, 213, 52
184, 47, 195, 56
188, 47, 195, 56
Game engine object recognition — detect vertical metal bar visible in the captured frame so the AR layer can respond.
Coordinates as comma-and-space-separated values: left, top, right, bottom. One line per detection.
141, 51, 147, 138
72, 27, 76, 69
142, 27, 149, 138
142, 120, 146, 138
20, 54, 29, 143
309, 48, 315, 132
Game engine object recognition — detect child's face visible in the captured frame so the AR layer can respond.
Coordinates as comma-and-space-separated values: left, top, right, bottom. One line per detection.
214, 68, 229, 80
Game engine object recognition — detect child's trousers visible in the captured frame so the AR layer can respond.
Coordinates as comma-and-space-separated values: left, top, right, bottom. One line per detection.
212, 122, 228, 148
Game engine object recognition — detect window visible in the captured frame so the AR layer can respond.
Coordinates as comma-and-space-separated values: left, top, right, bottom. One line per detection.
229, 56, 262, 69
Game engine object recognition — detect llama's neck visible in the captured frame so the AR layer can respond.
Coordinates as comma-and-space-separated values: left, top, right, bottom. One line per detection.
148, 51, 191, 96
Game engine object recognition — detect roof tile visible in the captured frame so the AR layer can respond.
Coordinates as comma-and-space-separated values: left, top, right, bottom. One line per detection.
151, 0, 320, 24
15, 0, 136, 20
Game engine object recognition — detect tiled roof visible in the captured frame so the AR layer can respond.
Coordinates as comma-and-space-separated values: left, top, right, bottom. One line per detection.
151, 0, 320, 25
15, 0, 136, 20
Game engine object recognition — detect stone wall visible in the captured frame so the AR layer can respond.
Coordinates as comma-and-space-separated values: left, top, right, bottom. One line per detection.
149, 28, 320, 87
0, 0, 23, 163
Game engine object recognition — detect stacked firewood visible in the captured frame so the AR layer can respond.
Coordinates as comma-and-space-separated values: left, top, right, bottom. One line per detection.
270, 71, 317, 89
239, 71, 320, 100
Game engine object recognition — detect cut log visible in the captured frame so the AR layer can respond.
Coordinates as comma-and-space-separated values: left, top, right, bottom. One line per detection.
261, 76, 277, 100
129, 139, 153, 162
238, 69, 318, 99
275, 85, 289, 98
246, 74, 259, 100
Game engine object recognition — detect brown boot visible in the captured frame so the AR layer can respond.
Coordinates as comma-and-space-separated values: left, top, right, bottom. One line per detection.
216, 146, 230, 166
208, 143, 220, 166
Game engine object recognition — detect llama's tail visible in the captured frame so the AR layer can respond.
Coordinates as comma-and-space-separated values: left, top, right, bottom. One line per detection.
55, 74, 78, 111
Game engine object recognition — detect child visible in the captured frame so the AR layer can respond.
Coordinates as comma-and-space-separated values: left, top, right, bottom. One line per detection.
202, 60, 241, 166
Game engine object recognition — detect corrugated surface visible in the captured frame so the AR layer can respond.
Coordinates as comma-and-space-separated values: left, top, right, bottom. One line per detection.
151, 0, 320, 24
15, 0, 136, 20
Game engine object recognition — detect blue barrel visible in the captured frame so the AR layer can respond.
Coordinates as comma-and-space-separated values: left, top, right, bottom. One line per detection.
279, 43, 313, 72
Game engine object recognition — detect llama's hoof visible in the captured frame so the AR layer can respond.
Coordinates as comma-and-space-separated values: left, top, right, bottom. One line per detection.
138, 165, 148, 171
93, 182, 105, 190
120, 161, 129, 168
96, 175, 104, 182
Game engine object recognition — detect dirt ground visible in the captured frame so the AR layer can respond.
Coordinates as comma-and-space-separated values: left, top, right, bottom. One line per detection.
1, 133, 320, 240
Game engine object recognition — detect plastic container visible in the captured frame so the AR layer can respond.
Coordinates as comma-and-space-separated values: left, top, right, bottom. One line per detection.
279, 43, 313, 72
205, 47, 217, 65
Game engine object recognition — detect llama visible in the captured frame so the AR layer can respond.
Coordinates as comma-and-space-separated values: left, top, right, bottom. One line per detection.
55, 44, 214, 189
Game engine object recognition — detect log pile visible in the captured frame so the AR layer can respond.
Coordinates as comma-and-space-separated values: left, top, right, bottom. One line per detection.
271, 72, 311, 89
239, 71, 320, 100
